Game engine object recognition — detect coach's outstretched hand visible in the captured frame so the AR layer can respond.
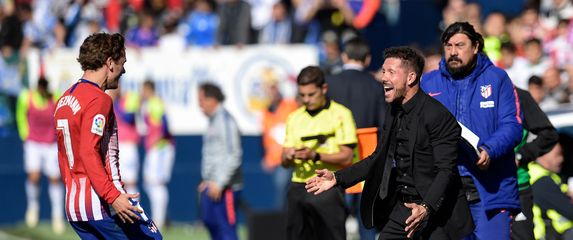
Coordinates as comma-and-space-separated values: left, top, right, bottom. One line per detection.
305, 169, 337, 195
112, 193, 143, 224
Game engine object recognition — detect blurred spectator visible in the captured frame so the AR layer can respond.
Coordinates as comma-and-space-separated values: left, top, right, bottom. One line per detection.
524, 38, 551, 78
259, 1, 292, 44
126, 10, 160, 47
260, 76, 298, 210
292, 0, 354, 44
545, 19, 573, 69
217, 0, 251, 46
64, 0, 105, 47
500, 41, 530, 89
0, 4, 24, 58
465, 2, 482, 34
520, 7, 547, 40
20, 2, 63, 54
528, 75, 545, 104
16, 77, 64, 234
483, 11, 508, 64
319, 30, 342, 76
529, 144, 573, 240
423, 47, 441, 73
246, 0, 277, 43
118, 0, 141, 34
440, 0, 466, 30
158, 16, 185, 51
539, 0, 573, 30
141, 80, 175, 230
179, 0, 218, 47
539, 66, 569, 109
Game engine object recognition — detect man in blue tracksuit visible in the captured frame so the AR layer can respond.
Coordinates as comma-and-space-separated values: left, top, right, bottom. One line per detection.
421, 22, 523, 239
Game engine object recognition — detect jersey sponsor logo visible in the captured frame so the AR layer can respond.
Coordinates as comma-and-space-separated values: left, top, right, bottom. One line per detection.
91, 114, 105, 136
481, 85, 492, 99
480, 101, 495, 108
428, 92, 442, 97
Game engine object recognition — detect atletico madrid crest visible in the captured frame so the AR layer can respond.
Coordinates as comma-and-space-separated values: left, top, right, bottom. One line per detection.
481, 85, 492, 99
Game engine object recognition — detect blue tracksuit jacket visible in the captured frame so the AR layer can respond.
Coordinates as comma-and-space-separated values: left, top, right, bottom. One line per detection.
421, 53, 522, 213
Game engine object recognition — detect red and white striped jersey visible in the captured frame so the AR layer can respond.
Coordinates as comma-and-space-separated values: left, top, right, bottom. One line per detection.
54, 79, 125, 222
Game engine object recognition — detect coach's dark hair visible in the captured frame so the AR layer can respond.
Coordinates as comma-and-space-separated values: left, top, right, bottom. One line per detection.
200, 82, 225, 102
77, 33, 126, 71
441, 22, 484, 53
383, 46, 425, 82
343, 37, 370, 62
296, 66, 325, 87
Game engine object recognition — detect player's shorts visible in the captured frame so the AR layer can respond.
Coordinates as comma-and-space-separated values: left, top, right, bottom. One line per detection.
118, 142, 139, 183
70, 201, 162, 240
24, 141, 59, 178
143, 144, 175, 184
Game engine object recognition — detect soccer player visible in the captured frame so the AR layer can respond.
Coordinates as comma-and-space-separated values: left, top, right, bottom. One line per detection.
54, 33, 162, 239
16, 76, 65, 234
141, 80, 175, 230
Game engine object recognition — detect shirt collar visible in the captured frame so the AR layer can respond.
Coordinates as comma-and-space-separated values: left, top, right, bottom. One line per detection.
306, 99, 331, 117
402, 89, 422, 114
342, 63, 364, 71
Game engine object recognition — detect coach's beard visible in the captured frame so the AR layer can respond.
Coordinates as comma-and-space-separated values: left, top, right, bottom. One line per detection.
447, 56, 477, 80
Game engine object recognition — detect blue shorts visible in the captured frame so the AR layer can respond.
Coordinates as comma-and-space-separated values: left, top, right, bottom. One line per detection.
70, 214, 162, 239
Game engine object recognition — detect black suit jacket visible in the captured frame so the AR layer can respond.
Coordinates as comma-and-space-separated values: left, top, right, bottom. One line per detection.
336, 90, 474, 239
326, 69, 386, 129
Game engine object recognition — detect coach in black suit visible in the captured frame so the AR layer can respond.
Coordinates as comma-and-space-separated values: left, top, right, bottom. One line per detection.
326, 37, 386, 129
306, 46, 474, 239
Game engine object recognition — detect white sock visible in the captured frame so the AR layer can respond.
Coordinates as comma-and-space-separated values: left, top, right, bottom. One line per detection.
26, 180, 39, 211
48, 182, 64, 220
145, 183, 168, 229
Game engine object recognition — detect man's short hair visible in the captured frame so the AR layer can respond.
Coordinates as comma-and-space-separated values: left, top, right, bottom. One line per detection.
343, 37, 370, 62
200, 82, 225, 102
77, 33, 126, 71
383, 47, 425, 82
296, 66, 325, 87
528, 75, 543, 87
441, 22, 484, 53
143, 79, 155, 91
500, 41, 517, 53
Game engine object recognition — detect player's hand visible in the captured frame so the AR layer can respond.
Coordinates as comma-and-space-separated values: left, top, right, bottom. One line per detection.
476, 148, 491, 170
111, 193, 142, 224
207, 182, 223, 201
404, 202, 429, 239
294, 147, 315, 161
305, 169, 336, 195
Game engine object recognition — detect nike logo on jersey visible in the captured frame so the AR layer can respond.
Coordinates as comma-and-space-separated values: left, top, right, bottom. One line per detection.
428, 92, 442, 97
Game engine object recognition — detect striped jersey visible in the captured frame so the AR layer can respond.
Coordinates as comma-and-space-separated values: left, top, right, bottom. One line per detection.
54, 79, 125, 222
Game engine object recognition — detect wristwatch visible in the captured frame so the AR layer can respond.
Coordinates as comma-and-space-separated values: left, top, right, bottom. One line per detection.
420, 202, 431, 214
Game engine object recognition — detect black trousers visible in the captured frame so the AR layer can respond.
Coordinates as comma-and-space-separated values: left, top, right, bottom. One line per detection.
378, 196, 449, 240
511, 187, 535, 240
286, 183, 347, 240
